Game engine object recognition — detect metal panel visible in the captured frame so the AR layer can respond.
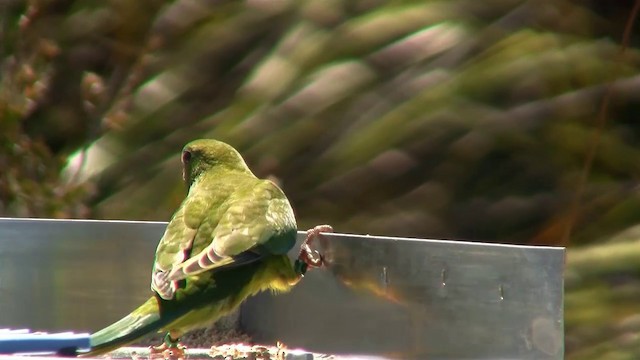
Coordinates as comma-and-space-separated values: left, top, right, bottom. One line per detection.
242, 233, 565, 359
0, 218, 564, 359
0, 218, 163, 332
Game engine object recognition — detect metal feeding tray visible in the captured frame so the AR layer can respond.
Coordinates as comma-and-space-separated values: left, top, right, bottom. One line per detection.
0, 218, 564, 359
0, 329, 89, 355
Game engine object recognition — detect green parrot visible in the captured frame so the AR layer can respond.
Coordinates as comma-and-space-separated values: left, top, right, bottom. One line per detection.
81, 139, 330, 357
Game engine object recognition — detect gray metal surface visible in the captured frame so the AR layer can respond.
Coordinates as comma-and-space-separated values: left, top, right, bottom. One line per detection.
0, 218, 163, 331
243, 234, 565, 359
0, 218, 564, 359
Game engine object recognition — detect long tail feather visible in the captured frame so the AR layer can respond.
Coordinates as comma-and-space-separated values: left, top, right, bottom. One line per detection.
80, 295, 169, 356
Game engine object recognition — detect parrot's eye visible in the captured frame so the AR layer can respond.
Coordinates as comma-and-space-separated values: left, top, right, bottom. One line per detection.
182, 150, 192, 164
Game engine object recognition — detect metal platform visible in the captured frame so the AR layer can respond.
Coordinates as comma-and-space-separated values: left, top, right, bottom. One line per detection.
0, 218, 564, 359
0, 329, 89, 355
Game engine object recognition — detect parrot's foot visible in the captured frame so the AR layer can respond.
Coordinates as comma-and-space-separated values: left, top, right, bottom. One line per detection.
298, 224, 333, 269
149, 332, 186, 360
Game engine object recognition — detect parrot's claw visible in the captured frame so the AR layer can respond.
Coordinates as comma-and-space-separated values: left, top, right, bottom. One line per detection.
149, 333, 186, 360
298, 224, 333, 269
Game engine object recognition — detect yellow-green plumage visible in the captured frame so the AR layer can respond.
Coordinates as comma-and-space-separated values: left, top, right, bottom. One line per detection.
82, 139, 302, 356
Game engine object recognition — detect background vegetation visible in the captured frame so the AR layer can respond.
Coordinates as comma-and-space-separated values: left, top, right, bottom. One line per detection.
2, 0, 640, 358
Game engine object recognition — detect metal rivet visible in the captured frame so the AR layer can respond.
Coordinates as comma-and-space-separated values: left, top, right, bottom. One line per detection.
381, 266, 389, 290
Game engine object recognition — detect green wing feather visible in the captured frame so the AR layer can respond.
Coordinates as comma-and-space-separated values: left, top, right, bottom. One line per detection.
151, 174, 296, 300
167, 179, 296, 281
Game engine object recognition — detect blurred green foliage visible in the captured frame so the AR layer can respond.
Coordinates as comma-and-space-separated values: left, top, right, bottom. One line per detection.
2, 0, 640, 357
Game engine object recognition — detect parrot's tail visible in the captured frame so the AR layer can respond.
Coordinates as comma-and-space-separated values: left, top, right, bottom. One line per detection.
79, 295, 168, 357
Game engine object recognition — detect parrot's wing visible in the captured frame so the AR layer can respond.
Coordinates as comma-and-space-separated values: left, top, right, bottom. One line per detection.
151, 191, 211, 299
167, 179, 296, 282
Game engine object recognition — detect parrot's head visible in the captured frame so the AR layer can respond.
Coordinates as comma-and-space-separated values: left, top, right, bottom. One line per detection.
181, 139, 252, 186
